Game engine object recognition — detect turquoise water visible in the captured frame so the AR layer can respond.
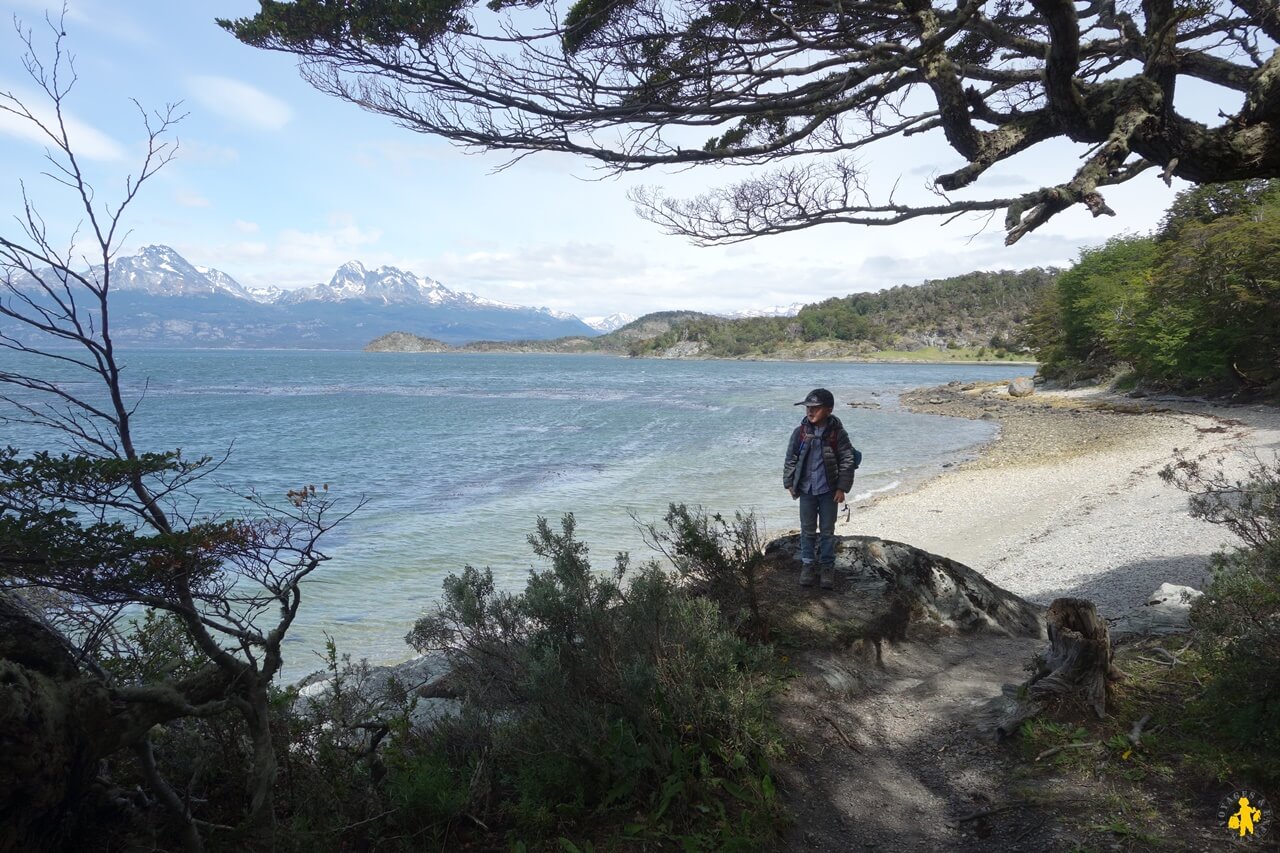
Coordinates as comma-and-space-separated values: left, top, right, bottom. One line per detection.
2, 350, 1016, 679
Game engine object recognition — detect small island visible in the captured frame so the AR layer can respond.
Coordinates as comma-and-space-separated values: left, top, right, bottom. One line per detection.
362, 331, 451, 352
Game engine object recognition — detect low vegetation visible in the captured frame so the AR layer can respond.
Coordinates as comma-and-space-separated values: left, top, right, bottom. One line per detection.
399, 511, 784, 848
395, 269, 1054, 360
6, 506, 785, 851
620, 270, 1053, 357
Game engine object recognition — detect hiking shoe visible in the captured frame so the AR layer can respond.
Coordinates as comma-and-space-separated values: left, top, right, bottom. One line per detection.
819, 564, 835, 590
799, 563, 816, 587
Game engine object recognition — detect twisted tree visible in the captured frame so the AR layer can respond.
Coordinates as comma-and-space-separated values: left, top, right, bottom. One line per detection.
221, 0, 1280, 244
1, 18, 354, 851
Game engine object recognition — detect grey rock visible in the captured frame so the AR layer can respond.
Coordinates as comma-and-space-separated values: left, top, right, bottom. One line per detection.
1008, 377, 1035, 398
766, 534, 1045, 639
1111, 583, 1203, 640
294, 652, 461, 732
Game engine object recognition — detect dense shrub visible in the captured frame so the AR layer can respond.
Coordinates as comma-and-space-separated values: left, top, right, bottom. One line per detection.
31, 508, 782, 850
637, 504, 769, 639
1161, 452, 1280, 784
403, 512, 784, 845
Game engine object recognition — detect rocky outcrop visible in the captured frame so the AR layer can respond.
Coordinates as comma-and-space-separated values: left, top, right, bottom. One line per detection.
762, 534, 1045, 647
1111, 583, 1203, 640
655, 340, 708, 358
295, 653, 460, 732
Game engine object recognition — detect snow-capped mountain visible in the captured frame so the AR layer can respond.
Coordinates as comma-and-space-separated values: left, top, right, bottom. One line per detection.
110, 245, 255, 299
583, 313, 637, 333
195, 265, 285, 304
280, 260, 478, 307
4, 246, 601, 349
719, 303, 806, 319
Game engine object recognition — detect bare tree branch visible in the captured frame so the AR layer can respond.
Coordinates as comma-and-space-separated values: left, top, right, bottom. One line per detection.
0, 16, 352, 845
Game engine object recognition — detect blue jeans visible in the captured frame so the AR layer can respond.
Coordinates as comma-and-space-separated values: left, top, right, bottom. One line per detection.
798, 491, 837, 566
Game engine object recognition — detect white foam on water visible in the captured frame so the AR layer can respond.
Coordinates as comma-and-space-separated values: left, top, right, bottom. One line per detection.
854, 480, 900, 502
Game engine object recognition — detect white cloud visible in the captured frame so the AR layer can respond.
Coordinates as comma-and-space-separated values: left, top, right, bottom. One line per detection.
354, 139, 456, 174
9, 0, 150, 43
434, 242, 651, 285
185, 215, 383, 289
175, 189, 210, 208
179, 139, 241, 165
186, 76, 293, 131
0, 84, 127, 160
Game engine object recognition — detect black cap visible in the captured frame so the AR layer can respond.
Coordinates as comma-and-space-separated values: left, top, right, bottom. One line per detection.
794, 388, 835, 408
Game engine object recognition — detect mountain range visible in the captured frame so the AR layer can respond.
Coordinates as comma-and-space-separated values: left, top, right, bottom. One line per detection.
6, 246, 598, 348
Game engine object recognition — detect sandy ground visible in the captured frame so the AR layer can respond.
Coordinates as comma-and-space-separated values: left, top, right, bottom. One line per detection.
773, 383, 1280, 852
841, 383, 1280, 619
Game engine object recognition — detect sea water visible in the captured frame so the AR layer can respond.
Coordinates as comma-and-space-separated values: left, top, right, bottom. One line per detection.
1, 350, 1013, 679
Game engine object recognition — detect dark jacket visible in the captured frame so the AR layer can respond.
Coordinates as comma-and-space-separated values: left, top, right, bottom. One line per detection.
783, 414, 857, 493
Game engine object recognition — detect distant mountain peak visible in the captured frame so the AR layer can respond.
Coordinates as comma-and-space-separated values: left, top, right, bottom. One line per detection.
584, 312, 637, 333
109, 244, 257, 300
718, 303, 806, 319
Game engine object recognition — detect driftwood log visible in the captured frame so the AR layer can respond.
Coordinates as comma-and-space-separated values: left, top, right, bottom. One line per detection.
998, 597, 1123, 738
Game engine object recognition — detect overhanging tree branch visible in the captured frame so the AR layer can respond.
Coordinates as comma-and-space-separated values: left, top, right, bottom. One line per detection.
222, 0, 1280, 243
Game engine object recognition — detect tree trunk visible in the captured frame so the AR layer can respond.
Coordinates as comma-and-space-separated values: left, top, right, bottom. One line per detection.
243, 688, 277, 827
997, 597, 1122, 738
0, 595, 233, 850
0, 596, 113, 851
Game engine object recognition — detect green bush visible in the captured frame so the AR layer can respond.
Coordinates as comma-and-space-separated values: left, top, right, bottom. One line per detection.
1034, 180, 1280, 392
1161, 452, 1280, 784
405, 513, 783, 844
636, 504, 769, 639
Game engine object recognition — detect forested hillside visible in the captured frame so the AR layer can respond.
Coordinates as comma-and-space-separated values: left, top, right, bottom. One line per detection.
627, 269, 1056, 357
1027, 179, 1280, 395
392, 271, 1055, 359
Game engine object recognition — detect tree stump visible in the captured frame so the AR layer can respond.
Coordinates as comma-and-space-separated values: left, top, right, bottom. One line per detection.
997, 597, 1122, 738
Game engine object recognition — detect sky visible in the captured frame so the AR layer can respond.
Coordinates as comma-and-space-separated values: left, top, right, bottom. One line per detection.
0, 0, 1211, 318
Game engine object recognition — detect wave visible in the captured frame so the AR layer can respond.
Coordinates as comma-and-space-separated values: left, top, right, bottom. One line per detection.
853, 480, 900, 502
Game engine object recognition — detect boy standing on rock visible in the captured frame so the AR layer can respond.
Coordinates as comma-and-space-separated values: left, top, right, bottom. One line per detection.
783, 388, 859, 589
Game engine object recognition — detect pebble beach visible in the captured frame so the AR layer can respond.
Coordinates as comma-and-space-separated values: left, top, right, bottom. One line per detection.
841, 382, 1280, 619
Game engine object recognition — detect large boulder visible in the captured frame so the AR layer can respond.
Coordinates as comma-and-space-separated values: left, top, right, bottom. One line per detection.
0, 597, 119, 851
762, 534, 1045, 646
295, 652, 460, 731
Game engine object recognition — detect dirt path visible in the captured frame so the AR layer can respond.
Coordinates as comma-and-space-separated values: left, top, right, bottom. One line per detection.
775, 628, 1049, 850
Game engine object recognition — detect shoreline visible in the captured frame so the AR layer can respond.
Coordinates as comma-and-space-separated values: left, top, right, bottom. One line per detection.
366, 345, 1039, 366
838, 380, 1280, 618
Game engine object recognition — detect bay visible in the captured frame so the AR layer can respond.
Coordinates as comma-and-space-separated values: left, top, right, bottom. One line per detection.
2, 350, 1018, 680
